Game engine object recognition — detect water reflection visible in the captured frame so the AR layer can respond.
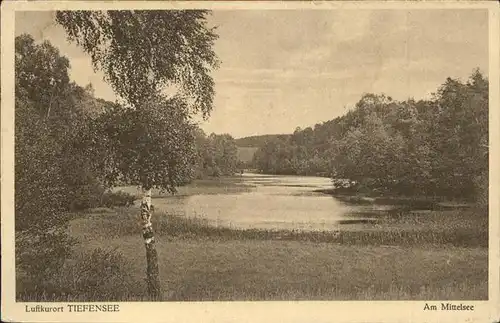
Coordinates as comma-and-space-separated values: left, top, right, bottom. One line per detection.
153, 173, 380, 231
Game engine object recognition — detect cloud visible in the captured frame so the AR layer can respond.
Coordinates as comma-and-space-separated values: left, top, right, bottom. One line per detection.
15, 9, 489, 138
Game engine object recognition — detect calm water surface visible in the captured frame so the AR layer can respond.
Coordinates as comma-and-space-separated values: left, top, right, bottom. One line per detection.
150, 173, 383, 231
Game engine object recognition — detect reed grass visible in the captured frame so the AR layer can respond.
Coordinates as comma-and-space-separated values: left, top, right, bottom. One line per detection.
19, 200, 488, 302
67, 207, 488, 248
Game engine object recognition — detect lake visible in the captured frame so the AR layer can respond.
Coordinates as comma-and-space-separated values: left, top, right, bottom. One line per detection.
125, 173, 389, 231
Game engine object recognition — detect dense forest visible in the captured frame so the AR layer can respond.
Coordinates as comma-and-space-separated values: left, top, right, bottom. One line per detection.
253, 71, 488, 201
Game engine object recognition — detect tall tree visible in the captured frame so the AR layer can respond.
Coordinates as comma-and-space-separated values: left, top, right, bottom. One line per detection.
15, 34, 70, 118
207, 133, 239, 176
55, 10, 219, 300
15, 35, 112, 297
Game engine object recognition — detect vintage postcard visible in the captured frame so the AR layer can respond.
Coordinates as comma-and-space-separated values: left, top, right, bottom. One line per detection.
1, 1, 499, 322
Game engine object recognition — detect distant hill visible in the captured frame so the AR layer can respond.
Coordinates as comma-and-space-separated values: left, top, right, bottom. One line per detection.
235, 134, 291, 148
237, 147, 259, 163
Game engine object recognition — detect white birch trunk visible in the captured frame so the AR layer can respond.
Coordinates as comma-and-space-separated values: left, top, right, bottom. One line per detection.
140, 188, 162, 300
140, 188, 154, 242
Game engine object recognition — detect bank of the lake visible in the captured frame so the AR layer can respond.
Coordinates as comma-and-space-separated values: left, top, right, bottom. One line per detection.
42, 174, 488, 301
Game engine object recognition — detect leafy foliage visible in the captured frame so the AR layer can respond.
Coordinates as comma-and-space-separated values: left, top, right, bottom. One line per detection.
253, 70, 488, 201
55, 10, 219, 116
15, 34, 70, 118
15, 34, 107, 232
55, 10, 220, 192
17, 9, 221, 300
101, 191, 138, 208
194, 130, 239, 177
96, 96, 198, 192
15, 34, 109, 294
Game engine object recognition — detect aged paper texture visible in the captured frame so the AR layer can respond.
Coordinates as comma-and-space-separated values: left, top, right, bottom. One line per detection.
2, 1, 499, 322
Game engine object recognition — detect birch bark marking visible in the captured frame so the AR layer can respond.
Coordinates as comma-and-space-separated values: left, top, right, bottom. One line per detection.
140, 188, 162, 300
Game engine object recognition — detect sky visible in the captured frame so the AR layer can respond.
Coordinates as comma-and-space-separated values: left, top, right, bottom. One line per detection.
15, 9, 489, 138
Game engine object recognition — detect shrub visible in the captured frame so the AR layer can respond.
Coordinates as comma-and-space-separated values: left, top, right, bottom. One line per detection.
101, 190, 137, 208
17, 247, 145, 301
70, 182, 106, 211
16, 230, 77, 300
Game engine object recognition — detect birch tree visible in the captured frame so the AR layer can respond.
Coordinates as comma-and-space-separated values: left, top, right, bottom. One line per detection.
55, 10, 219, 300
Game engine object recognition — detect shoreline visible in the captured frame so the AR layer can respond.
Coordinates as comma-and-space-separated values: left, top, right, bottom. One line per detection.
71, 206, 488, 248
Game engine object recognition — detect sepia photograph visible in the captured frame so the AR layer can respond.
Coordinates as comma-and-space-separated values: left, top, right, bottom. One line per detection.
1, 1, 499, 322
